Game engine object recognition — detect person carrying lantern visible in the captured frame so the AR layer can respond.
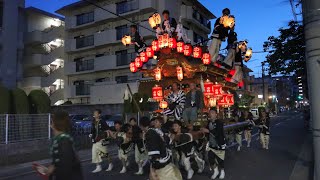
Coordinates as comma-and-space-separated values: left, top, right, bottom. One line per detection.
201, 109, 227, 179
129, 117, 148, 175
90, 109, 113, 173
130, 24, 146, 55
163, 82, 186, 121
208, 8, 233, 63
231, 40, 247, 84
221, 25, 238, 69
257, 111, 270, 150
183, 82, 204, 124
140, 116, 183, 180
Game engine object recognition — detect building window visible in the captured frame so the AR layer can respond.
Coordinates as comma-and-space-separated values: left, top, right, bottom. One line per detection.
76, 35, 94, 49
193, 32, 204, 43
116, 50, 135, 66
75, 58, 94, 72
74, 80, 91, 96
76, 12, 94, 26
116, 25, 129, 40
116, 0, 139, 14
115, 76, 128, 84
192, 8, 210, 28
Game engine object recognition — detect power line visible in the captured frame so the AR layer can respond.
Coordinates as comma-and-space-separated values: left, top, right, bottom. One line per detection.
82, 0, 155, 33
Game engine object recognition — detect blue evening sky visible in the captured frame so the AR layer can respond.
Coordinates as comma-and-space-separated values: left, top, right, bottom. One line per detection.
26, 0, 295, 77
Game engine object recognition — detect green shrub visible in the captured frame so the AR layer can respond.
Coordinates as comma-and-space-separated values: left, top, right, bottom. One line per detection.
11, 88, 29, 114
0, 85, 10, 114
28, 90, 51, 114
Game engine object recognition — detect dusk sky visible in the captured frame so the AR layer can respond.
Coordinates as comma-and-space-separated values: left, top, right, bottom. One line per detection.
25, 0, 297, 77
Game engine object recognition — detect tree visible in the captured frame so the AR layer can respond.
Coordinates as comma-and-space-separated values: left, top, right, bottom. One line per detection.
11, 88, 29, 114
28, 90, 51, 114
0, 84, 10, 114
238, 94, 255, 107
263, 21, 305, 76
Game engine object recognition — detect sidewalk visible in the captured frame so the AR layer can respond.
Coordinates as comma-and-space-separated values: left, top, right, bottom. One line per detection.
289, 132, 313, 180
0, 145, 118, 180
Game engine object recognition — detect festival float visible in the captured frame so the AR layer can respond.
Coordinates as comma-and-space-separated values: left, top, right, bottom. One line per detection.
122, 11, 252, 121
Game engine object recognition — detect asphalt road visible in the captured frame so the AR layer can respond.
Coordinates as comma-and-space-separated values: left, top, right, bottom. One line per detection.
3, 111, 308, 180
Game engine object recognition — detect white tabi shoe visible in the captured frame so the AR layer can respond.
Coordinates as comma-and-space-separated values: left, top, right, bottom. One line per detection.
135, 167, 143, 175
105, 163, 113, 171
120, 166, 127, 174
92, 165, 102, 173
219, 170, 225, 179
211, 167, 219, 179
187, 169, 194, 179
247, 143, 251, 148
198, 160, 205, 173
237, 146, 241, 151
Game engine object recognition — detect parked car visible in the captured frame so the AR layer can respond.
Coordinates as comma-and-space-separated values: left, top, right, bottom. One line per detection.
69, 114, 92, 135
103, 114, 123, 127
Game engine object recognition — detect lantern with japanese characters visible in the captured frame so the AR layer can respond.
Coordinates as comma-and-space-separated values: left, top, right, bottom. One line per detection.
159, 100, 168, 109
152, 40, 160, 52
168, 37, 177, 48
193, 46, 202, 59
202, 53, 211, 65
121, 35, 131, 46
244, 47, 252, 62
212, 82, 223, 98
149, 13, 161, 29
176, 66, 183, 81
140, 52, 148, 63
134, 57, 143, 68
130, 62, 137, 73
154, 67, 162, 81
218, 93, 228, 106
176, 41, 184, 53
146, 47, 154, 58
184, 43, 193, 56
226, 93, 234, 106
152, 85, 163, 101
203, 79, 214, 97
158, 33, 169, 48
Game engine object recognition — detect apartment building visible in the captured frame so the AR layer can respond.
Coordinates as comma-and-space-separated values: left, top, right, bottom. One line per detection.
56, 0, 215, 105
0, 0, 25, 89
20, 7, 65, 105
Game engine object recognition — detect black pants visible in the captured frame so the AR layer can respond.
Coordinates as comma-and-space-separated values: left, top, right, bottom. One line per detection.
208, 150, 225, 169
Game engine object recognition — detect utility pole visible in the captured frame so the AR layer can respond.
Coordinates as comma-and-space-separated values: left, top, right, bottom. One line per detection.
301, 0, 320, 179
261, 62, 266, 104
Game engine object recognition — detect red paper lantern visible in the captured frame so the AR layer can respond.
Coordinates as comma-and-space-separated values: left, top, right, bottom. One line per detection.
146, 47, 154, 58
168, 37, 177, 48
212, 83, 223, 97
152, 40, 160, 52
226, 93, 234, 106
193, 46, 202, 59
176, 66, 183, 81
154, 67, 162, 81
184, 44, 192, 56
135, 57, 142, 68
177, 41, 184, 53
203, 79, 214, 97
238, 80, 244, 88
217, 93, 228, 106
202, 53, 211, 65
130, 62, 137, 72
229, 69, 236, 76
158, 33, 169, 48
152, 85, 163, 101
140, 52, 148, 63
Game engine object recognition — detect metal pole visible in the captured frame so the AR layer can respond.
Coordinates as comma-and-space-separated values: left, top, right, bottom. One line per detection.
302, 0, 320, 179
5, 114, 8, 144
262, 62, 266, 104
48, 113, 51, 139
